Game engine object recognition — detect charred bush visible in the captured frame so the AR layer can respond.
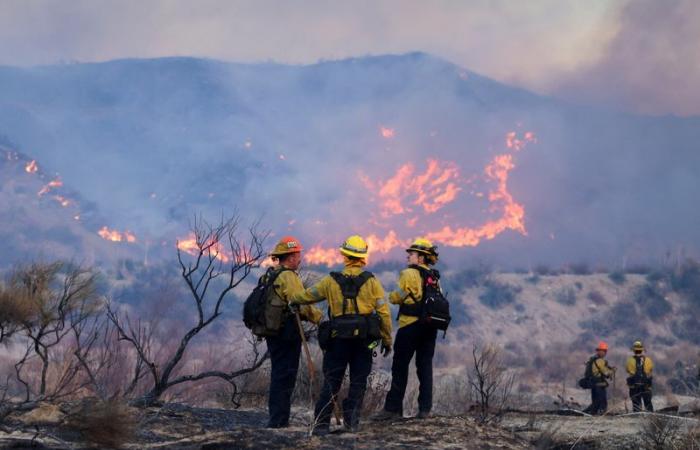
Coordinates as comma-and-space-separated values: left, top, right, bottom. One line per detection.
534, 264, 553, 276
555, 287, 577, 306
479, 279, 521, 309
447, 263, 492, 290
638, 414, 684, 450
64, 399, 138, 449
567, 263, 591, 275
587, 290, 607, 306
635, 283, 672, 318
525, 274, 541, 284
608, 270, 627, 285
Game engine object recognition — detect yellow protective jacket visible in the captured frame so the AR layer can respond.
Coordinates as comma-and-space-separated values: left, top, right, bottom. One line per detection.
272, 269, 323, 324
389, 264, 430, 329
626, 355, 653, 377
291, 260, 392, 346
591, 357, 614, 386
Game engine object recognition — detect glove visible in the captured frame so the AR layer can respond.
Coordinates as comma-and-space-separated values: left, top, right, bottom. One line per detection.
381, 343, 392, 358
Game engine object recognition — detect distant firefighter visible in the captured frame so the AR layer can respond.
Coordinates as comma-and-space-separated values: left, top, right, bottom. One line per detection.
626, 340, 654, 412
581, 341, 615, 415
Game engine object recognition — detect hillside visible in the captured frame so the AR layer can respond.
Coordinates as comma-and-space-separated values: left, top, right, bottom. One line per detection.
1, 53, 699, 268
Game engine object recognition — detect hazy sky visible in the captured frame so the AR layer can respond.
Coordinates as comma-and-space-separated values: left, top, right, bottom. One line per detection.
1, 0, 698, 115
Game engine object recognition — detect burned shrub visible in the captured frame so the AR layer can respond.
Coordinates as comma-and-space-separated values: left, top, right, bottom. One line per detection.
635, 283, 672, 318
448, 264, 492, 290
525, 274, 541, 285
555, 287, 577, 306
587, 290, 607, 306
608, 270, 627, 285
567, 263, 591, 275
64, 399, 138, 449
478, 279, 521, 309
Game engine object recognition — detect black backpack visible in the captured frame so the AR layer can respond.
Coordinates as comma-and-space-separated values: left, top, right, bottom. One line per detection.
242, 267, 291, 338
321, 272, 382, 342
627, 356, 651, 387
399, 265, 451, 334
578, 357, 595, 389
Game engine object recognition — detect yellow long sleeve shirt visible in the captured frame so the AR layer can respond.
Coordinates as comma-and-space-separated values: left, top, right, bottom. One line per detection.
389, 264, 430, 329
272, 269, 323, 324
291, 261, 392, 346
626, 355, 653, 377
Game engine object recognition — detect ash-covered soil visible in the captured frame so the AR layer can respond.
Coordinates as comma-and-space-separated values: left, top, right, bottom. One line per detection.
2, 403, 699, 449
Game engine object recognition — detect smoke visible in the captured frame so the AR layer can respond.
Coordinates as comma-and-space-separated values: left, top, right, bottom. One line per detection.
556, 0, 700, 116
1, 53, 699, 270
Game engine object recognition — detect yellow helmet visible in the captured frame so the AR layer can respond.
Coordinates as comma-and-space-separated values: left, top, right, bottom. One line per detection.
406, 238, 439, 264
339, 235, 368, 259
632, 340, 644, 351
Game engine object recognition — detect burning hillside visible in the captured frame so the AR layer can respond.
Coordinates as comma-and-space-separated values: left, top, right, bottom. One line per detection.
304, 130, 535, 266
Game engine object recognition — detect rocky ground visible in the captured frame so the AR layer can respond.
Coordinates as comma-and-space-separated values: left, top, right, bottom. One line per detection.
1, 402, 699, 449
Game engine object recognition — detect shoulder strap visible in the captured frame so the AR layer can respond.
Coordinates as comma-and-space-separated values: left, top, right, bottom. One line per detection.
267, 267, 291, 287
330, 271, 374, 314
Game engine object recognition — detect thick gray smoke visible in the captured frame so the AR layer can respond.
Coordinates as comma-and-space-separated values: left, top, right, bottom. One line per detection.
556, 0, 700, 116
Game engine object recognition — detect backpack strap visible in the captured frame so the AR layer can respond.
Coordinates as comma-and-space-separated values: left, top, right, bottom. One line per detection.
330, 271, 374, 315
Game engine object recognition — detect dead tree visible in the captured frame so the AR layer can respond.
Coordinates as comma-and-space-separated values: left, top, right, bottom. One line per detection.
107, 215, 269, 407
6, 262, 103, 404
468, 343, 516, 424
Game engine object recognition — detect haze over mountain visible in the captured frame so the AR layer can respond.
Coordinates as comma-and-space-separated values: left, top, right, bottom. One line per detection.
1, 52, 698, 268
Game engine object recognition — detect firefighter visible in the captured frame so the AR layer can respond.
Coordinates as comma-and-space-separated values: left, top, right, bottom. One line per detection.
265, 236, 322, 428
626, 340, 654, 412
583, 341, 615, 415
291, 235, 392, 435
375, 238, 440, 420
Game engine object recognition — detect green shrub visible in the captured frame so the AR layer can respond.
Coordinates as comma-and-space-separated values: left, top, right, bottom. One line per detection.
478, 279, 521, 309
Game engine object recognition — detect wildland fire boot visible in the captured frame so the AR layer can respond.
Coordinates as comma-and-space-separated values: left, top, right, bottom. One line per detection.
416, 411, 431, 419
371, 410, 402, 421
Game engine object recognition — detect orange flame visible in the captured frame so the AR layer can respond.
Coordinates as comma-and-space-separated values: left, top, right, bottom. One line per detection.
176, 233, 230, 263
53, 195, 71, 207
37, 178, 63, 196
380, 126, 395, 139
305, 130, 535, 266
25, 160, 38, 173
361, 159, 461, 217
98, 226, 137, 243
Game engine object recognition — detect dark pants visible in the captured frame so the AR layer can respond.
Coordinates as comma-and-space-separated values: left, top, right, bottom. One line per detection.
630, 385, 653, 412
314, 338, 373, 430
584, 385, 608, 415
384, 321, 438, 415
266, 317, 302, 427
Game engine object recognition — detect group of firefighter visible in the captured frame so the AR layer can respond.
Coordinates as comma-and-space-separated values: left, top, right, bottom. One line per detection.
257, 234, 657, 435
580, 340, 655, 415
260, 234, 440, 435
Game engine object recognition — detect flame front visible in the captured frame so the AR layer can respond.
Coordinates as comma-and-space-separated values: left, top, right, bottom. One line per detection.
37, 178, 63, 196
25, 160, 38, 173
176, 233, 230, 263
304, 130, 535, 266
98, 226, 137, 243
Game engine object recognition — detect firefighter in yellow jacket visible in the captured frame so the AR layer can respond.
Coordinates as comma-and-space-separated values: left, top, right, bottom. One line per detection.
265, 237, 322, 428
583, 341, 615, 415
291, 235, 392, 435
376, 238, 441, 420
626, 340, 654, 412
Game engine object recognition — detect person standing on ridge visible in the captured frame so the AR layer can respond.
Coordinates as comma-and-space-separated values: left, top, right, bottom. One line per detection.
626, 340, 654, 412
375, 238, 441, 420
265, 236, 322, 428
583, 341, 615, 415
291, 235, 393, 435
